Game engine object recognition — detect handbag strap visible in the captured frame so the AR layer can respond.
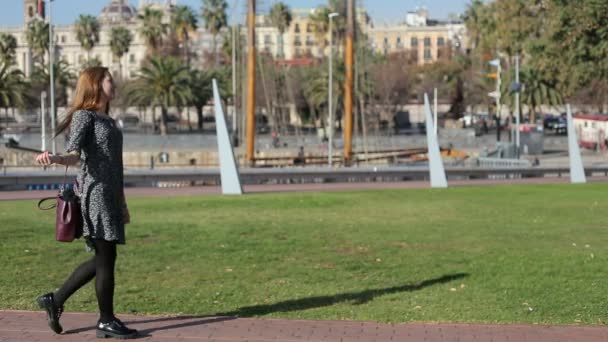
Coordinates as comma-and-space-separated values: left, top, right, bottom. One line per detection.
38, 165, 69, 210
38, 197, 57, 210
60, 165, 69, 190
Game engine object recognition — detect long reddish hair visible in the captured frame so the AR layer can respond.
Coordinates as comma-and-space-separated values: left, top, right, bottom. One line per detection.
56, 66, 111, 136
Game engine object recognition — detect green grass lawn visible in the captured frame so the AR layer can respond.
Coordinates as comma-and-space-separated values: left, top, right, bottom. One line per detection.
1, 184, 607, 325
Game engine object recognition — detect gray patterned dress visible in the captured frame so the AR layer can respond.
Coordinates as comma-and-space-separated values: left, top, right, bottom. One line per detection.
66, 109, 125, 248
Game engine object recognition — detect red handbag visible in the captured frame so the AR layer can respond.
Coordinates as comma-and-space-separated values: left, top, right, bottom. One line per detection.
38, 166, 83, 242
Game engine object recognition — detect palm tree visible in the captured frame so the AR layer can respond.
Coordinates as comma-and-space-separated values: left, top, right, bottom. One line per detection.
463, 0, 485, 50
110, 27, 133, 79
74, 14, 100, 61
309, 6, 331, 50
138, 7, 167, 56
25, 19, 49, 66
269, 2, 292, 58
517, 66, 563, 124
0, 63, 28, 114
30, 59, 76, 112
126, 56, 191, 135
171, 5, 198, 65
303, 59, 346, 132
0, 33, 17, 66
189, 69, 214, 131
201, 0, 228, 66
310, 1, 347, 52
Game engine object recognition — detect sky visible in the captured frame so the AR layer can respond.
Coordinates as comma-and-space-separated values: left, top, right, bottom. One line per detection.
0, 0, 472, 28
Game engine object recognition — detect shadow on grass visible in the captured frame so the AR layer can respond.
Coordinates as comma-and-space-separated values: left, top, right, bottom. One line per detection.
63, 273, 467, 338
220, 273, 469, 317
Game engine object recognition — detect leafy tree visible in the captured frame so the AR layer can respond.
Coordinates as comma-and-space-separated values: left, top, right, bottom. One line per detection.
126, 56, 191, 135
0, 63, 28, 112
25, 19, 49, 66
171, 5, 198, 65
269, 2, 292, 58
138, 7, 168, 55
30, 59, 76, 110
201, 0, 228, 66
74, 14, 100, 60
110, 26, 133, 79
0, 33, 17, 66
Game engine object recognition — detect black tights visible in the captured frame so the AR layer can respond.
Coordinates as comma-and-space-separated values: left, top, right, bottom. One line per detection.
53, 239, 117, 323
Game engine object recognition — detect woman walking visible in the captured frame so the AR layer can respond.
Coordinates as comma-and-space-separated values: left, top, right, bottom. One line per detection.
35, 66, 137, 339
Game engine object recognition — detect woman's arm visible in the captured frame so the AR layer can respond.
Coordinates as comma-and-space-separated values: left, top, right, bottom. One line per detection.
53, 151, 80, 166
36, 151, 80, 166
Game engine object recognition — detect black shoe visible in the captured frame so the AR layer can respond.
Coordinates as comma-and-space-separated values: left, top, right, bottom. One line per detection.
96, 318, 138, 339
36, 293, 63, 334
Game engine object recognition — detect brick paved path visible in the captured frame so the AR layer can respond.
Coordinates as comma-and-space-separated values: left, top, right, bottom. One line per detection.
2, 310, 607, 342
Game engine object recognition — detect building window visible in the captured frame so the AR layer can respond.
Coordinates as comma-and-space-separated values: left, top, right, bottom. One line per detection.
424, 49, 432, 60
424, 37, 431, 46
294, 24, 300, 33
264, 35, 272, 45
294, 36, 302, 46
396, 37, 403, 49
437, 37, 445, 46
411, 37, 418, 47
78, 55, 84, 64
129, 54, 135, 64
306, 24, 312, 33
384, 37, 388, 45
60, 35, 66, 43
306, 35, 314, 46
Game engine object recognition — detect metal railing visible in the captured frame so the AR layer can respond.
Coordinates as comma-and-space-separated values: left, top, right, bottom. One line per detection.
2, 166, 608, 190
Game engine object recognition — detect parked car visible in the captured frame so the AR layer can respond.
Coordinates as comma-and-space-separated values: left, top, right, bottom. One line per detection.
553, 117, 567, 134
543, 115, 560, 130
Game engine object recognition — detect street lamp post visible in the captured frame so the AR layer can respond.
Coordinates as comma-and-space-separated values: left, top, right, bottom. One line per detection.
40, 91, 47, 151
327, 12, 339, 167
48, 0, 56, 154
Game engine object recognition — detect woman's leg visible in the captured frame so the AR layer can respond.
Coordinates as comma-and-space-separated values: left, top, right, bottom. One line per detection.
92, 239, 137, 338
92, 239, 117, 323
39, 248, 96, 334
53, 256, 96, 306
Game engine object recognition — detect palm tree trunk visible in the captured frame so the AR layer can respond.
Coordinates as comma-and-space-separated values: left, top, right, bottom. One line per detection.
160, 105, 168, 136
185, 35, 190, 67
213, 34, 218, 66
196, 106, 204, 131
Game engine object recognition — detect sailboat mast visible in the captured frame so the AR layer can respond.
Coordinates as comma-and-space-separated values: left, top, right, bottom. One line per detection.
343, 0, 355, 164
246, 0, 256, 164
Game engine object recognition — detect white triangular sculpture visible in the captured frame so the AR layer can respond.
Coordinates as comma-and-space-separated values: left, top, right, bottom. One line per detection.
566, 104, 586, 184
213, 79, 243, 194
424, 94, 448, 188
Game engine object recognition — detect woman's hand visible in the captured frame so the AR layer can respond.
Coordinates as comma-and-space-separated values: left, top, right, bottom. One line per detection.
122, 205, 131, 224
35, 151, 60, 166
